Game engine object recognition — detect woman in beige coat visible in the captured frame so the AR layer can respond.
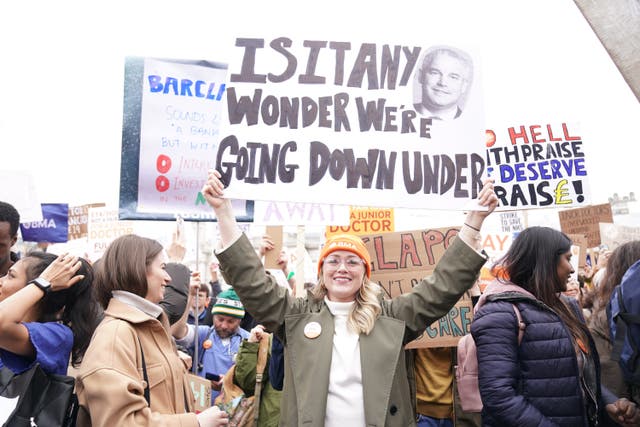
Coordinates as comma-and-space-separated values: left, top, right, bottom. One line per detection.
75, 234, 228, 426
202, 170, 498, 427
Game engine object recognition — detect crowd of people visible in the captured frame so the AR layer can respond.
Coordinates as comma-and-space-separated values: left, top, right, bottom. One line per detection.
1, 174, 640, 427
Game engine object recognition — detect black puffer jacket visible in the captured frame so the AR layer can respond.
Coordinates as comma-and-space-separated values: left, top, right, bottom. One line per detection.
471, 281, 617, 427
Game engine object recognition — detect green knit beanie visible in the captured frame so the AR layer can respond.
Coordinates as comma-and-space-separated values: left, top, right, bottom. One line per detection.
212, 289, 245, 319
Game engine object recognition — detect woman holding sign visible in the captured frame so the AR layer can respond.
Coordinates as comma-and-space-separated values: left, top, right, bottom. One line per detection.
202, 169, 498, 427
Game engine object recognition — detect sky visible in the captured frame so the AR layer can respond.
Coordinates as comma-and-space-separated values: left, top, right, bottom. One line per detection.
1, 0, 639, 233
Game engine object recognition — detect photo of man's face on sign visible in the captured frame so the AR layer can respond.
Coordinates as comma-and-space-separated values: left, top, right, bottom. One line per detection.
413, 45, 474, 121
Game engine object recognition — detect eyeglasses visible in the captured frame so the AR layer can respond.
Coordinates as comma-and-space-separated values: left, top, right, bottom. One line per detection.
323, 256, 365, 270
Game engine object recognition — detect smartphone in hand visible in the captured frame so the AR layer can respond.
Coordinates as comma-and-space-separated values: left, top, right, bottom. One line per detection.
205, 373, 221, 382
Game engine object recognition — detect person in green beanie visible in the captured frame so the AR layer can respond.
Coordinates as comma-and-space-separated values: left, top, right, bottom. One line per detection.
173, 285, 250, 402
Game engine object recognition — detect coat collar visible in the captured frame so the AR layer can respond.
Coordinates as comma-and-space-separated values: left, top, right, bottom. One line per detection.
104, 298, 170, 331
284, 307, 406, 427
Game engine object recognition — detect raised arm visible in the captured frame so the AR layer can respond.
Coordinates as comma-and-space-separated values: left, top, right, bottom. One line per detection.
202, 169, 242, 247
170, 272, 201, 340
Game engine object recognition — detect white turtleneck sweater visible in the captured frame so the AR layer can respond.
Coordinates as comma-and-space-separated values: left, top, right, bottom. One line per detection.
324, 297, 366, 427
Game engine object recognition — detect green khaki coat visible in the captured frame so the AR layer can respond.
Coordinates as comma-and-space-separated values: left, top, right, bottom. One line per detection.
217, 234, 486, 427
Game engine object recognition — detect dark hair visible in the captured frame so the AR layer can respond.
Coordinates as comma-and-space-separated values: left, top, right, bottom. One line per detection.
165, 262, 191, 293
94, 234, 164, 308
493, 226, 588, 343
595, 241, 640, 314
199, 282, 212, 298
0, 201, 20, 237
159, 262, 192, 326
24, 251, 101, 367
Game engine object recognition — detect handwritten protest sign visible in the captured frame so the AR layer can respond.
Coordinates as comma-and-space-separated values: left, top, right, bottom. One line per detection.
499, 211, 525, 233
187, 374, 212, 412
68, 203, 105, 240
600, 223, 640, 249
486, 122, 591, 209
558, 203, 613, 247
120, 57, 252, 221
137, 57, 227, 214
326, 207, 395, 237
360, 227, 475, 347
567, 234, 588, 269
87, 207, 134, 261
253, 200, 349, 225
219, 37, 486, 210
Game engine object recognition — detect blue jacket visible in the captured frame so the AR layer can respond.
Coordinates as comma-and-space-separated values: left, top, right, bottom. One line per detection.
471, 283, 617, 427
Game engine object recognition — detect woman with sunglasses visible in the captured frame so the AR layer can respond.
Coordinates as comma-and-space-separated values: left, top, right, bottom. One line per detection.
202, 169, 498, 427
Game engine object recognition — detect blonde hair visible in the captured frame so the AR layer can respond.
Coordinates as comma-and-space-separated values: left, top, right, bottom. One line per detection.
312, 276, 382, 335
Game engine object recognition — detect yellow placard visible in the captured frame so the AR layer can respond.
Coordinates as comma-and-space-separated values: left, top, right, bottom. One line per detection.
325, 207, 394, 238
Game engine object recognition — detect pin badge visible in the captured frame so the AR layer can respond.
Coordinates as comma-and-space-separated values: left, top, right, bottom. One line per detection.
304, 321, 322, 339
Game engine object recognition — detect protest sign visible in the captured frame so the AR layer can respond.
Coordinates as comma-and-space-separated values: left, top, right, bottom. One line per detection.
119, 56, 252, 221
0, 171, 42, 223
326, 207, 395, 238
360, 227, 475, 348
87, 207, 134, 261
263, 226, 284, 269
19, 204, 69, 243
253, 200, 349, 225
481, 232, 514, 263
558, 203, 613, 247
187, 374, 212, 412
219, 37, 486, 210
486, 121, 591, 209
68, 203, 105, 240
498, 211, 525, 233
600, 223, 640, 249
567, 234, 588, 269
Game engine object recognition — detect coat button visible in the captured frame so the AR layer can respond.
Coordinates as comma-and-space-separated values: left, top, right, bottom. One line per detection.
389, 405, 398, 415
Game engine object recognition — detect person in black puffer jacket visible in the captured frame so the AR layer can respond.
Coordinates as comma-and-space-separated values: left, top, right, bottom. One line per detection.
471, 226, 639, 427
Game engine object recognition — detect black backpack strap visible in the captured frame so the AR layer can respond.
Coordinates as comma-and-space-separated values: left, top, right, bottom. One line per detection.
137, 336, 151, 406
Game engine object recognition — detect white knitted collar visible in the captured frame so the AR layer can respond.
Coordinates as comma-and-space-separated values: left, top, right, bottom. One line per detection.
324, 297, 355, 316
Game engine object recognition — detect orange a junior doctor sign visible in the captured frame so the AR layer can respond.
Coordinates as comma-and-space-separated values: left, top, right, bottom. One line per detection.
326, 207, 394, 238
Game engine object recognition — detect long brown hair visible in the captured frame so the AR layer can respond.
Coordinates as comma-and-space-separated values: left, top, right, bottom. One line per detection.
493, 226, 589, 345
595, 241, 640, 314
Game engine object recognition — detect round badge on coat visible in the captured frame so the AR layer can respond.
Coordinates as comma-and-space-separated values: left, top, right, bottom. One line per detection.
304, 321, 322, 339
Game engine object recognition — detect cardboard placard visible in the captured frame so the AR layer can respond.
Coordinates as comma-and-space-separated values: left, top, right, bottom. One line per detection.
68, 203, 105, 240
567, 234, 588, 269
263, 226, 283, 269
361, 227, 475, 348
600, 223, 640, 249
187, 373, 212, 412
558, 203, 613, 247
